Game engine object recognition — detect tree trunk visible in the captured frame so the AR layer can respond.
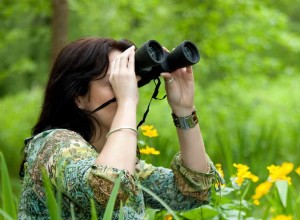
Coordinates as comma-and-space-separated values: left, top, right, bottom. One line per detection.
51, 0, 68, 65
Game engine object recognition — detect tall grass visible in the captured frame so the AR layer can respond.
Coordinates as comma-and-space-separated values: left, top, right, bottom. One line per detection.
1, 141, 300, 219
0, 155, 124, 220
1, 74, 300, 219
0, 152, 17, 220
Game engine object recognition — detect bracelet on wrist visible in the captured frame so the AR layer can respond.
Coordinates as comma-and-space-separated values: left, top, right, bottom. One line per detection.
171, 109, 198, 130
106, 127, 138, 138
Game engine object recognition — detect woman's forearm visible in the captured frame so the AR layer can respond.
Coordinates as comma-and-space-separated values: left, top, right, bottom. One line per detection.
95, 101, 137, 174
176, 123, 209, 173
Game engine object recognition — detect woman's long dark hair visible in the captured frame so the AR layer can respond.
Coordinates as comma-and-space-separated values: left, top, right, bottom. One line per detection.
34, 37, 133, 140
19, 37, 134, 178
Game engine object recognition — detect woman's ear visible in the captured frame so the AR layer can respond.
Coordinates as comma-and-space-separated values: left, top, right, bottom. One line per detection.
74, 96, 86, 110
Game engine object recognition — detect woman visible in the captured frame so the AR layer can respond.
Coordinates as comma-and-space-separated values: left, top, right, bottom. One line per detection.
18, 37, 222, 219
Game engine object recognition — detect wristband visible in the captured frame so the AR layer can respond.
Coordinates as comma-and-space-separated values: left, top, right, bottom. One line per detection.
172, 110, 198, 130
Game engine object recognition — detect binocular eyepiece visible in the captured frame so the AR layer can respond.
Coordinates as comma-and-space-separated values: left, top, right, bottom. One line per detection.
135, 40, 200, 87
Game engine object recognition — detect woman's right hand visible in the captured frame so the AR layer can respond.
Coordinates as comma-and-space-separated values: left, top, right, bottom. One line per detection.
108, 46, 139, 107
99, 46, 138, 174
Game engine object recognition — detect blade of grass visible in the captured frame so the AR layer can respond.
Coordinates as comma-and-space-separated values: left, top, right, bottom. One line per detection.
102, 172, 123, 220
138, 184, 180, 220
70, 203, 76, 220
275, 180, 288, 208
0, 152, 17, 220
41, 168, 62, 220
0, 209, 14, 220
118, 201, 124, 220
90, 199, 98, 220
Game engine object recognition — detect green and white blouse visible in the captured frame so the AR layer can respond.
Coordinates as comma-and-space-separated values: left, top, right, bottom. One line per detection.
18, 129, 221, 219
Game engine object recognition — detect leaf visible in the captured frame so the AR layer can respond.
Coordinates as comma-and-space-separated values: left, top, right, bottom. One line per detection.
180, 205, 219, 220
90, 199, 98, 220
144, 208, 160, 220
118, 201, 124, 220
275, 180, 288, 207
70, 203, 76, 220
0, 209, 14, 220
222, 209, 246, 219
138, 184, 180, 220
0, 152, 17, 220
102, 172, 123, 220
41, 168, 62, 220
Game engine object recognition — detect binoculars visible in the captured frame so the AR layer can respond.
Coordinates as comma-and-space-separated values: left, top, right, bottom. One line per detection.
135, 40, 200, 87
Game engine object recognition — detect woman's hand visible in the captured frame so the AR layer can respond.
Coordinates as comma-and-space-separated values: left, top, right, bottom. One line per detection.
98, 46, 138, 174
161, 65, 195, 116
161, 51, 208, 173
108, 46, 139, 106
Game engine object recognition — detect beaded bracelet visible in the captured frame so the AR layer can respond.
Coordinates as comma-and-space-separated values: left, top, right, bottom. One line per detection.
106, 127, 138, 138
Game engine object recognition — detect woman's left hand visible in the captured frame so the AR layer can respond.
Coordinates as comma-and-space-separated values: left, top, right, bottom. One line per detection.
161, 65, 195, 116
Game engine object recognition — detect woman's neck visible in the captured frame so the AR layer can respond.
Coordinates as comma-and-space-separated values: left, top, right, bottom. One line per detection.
90, 127, 108, 153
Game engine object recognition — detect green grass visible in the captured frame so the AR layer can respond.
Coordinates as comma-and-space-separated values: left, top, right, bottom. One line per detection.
1, 74, 300, 219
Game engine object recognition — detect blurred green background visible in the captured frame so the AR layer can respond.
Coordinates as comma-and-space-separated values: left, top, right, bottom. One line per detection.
1, 0, 300, 202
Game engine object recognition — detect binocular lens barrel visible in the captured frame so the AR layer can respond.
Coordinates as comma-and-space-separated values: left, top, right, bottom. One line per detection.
165, 41, 200, 72
183, 41, 200, 64
135, 40, 164, 70
148, 41, 164, 62
135, 40, 200, 87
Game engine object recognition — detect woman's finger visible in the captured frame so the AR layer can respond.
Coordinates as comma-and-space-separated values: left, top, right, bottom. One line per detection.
161, 72, 175, 85
127, 46, 135, 71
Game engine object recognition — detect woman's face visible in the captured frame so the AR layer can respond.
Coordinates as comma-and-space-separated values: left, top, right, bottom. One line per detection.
76, 50, 123, 131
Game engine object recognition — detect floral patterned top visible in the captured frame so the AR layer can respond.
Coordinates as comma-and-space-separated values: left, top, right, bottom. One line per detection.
18, 129, 221, 220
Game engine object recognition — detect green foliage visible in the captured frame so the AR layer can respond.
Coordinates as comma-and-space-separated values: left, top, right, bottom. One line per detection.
0, 0, 51, 96
0, 88, 42, 179
41, 168, 62, 220
139, 184, 180, 220
275, 181, 288, 208
199, 74, 300, 175
1, 154, 300, 219
102, 173, 122, 220
90, 199, 98, 220
0, 152, 17, 220
179, 205, 219, 219
1, 0, 300, 219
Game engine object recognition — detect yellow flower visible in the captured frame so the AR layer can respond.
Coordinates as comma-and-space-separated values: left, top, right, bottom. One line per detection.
267, 162, 294, 185
295, 166, 300, 175
252, 181, 273, 205
215, 163, 224, 178
140, 125, 159, 137
271, 215, 293, 220
253, 199, 260, 206
233, 163, 259, 186
139, 146, 160, 155
164, 214, 173, 220
215, 163, 226, 187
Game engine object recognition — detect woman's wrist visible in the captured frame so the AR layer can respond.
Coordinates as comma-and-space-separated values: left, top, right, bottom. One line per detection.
171, 106, 195, 117
111, 100, 138, 129
172, 108, 198, 130
118, 99, 138, 109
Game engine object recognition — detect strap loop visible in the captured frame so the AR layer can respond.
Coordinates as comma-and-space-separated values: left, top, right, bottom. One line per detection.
137, 77, 166, 129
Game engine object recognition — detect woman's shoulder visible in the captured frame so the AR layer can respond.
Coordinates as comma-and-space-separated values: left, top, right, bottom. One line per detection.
30, 129, 84, 145
25, 129, 90, 156
35, 128, 84, 141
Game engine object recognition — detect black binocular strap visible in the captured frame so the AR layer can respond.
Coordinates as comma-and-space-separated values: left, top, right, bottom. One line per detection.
88, 97, 117, 115
87, 78, 165, 130
137, 77, 166, 129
